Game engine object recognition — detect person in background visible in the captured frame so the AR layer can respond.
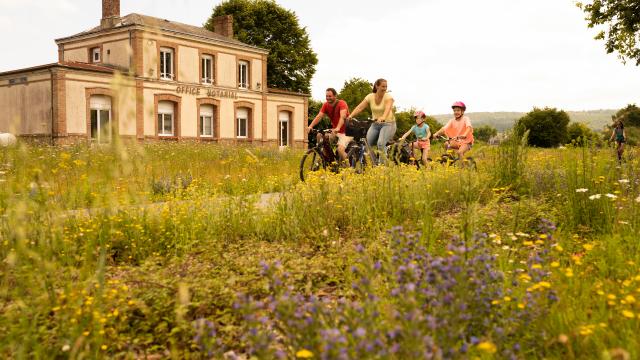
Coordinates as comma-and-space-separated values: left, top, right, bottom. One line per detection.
609, 120, 626, 162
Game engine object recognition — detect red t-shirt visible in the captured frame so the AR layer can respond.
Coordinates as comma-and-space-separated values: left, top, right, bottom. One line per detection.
320, 100, 349, 133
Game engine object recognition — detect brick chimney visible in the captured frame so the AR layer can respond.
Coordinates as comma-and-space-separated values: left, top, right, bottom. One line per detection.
212, 15, 234, 38
101, 0, 120, 28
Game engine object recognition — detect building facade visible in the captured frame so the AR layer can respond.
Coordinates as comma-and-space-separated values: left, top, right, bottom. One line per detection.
0, 0, 309, 147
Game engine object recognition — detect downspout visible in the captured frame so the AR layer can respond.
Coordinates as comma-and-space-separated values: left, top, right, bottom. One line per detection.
49, 67, 55, 144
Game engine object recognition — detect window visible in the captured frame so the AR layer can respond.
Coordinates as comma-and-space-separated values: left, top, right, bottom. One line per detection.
89, 95, 111, 143
278, 111, 290, 147
200, 105, 214, 137
157, 101, 174, 136
238, 60, 249, 89
91, 47, 101, 63
236, 108, 248, 138
201, 55, 214, 84
159, 47, 174, 80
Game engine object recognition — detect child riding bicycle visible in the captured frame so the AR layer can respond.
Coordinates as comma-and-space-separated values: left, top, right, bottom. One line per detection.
432, 101, 474, 158
399, 110, 431, 166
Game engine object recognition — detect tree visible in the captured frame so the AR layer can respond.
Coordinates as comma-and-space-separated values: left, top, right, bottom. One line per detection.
206, 0, 318, 93
338, 78, 373, 119
614, 104, 640, 127
516, 107, 570, 148
577, 1, 640, 65
567, 122, 598, 146
474, 125, 498, 142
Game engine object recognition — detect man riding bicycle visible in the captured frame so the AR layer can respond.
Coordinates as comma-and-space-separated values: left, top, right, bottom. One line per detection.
307, 88, 351, 162
432, 101, 474, 158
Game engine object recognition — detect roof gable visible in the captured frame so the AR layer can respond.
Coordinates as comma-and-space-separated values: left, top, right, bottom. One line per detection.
56, 13, 267, 53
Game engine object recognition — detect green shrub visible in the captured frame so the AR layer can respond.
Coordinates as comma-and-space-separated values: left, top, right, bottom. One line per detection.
516, 107, 569, 147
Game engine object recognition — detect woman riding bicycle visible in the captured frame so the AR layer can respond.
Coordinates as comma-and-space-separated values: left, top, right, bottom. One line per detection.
348, 78, 396, 164
432, 101, 474, 158
400, 110, 431, 166
609, 120, 626, 162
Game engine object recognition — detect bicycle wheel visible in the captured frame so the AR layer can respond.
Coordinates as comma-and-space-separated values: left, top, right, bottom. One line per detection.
347, 146, 369, 174
300, 148, 324, 182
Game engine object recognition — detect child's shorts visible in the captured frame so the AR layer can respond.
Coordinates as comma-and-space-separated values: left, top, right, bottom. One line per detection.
416, 139, 431, 150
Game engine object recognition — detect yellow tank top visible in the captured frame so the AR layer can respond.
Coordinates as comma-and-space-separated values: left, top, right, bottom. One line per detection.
365, 93, 395, 122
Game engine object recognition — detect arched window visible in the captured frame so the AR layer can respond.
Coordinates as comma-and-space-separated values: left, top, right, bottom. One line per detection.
200, 104, 215, 137
278, 111, 290, 147
158, 101, 175, 136
236, 107, 249, 138
90, 95, 112, 143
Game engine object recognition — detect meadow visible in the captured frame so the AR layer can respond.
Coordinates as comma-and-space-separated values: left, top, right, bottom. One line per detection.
1, 137, 640, 359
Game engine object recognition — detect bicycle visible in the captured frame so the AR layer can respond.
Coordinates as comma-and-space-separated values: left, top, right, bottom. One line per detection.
344, 118, 375, 173
434, 136, 477, 170
387, 138, 421, 170
300, 129, 345, 181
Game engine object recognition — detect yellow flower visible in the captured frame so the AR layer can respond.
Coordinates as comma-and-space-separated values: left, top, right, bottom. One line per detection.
296, 349, 314, 358
583, 244, 594, 251
101, 345, 107, 351
551, 261, 560, 268
477, 341, 497, 354
625, 295, 636, 304
622, 310, 635, 319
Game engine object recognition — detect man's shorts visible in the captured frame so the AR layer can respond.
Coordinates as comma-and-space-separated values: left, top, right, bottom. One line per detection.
333, 133, 353, 148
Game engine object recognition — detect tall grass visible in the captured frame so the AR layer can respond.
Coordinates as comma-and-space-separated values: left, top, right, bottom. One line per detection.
2, 141, 640, 358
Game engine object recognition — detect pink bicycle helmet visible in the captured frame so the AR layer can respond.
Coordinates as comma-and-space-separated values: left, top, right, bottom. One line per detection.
451, 101, 466, 111
414, 110, 426, 119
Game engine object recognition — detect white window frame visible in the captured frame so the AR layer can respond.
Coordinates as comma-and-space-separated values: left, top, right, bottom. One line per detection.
201, 55, 214, 85
89, 95, 111, 143
278, 111, 290, 147
236, 108, 248, 138
200, 105, 214, 138
159, 47, 174, 81
238, 60, 249, 89
91, 47, 101, 63
157, 101, 174, 136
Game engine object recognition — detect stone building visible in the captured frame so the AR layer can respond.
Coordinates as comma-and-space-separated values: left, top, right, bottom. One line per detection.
0, 0, 309, 146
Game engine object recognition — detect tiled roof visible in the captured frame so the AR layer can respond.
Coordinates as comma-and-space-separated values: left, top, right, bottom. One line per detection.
56, 13, 266, 53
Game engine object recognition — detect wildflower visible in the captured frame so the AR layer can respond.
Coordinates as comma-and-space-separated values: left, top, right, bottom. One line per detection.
619, 179, 629, 183
589, 194, 601, 200
558, 334, 569, 344
606, 193, 617, 199
622, 310, 635, 319
477, 341, 497, 354
551, 261, 560, 268
583, 244, 594, 251
575, 188, 588, 193
101, 345, 107, 351
62, 344, 70, 352
296, 349, 314, 358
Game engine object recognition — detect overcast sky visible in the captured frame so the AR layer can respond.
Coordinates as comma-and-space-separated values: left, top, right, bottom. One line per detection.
1, 0, 639, 114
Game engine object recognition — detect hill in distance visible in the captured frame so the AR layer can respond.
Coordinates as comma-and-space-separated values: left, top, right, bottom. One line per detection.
432, 109, 617, 132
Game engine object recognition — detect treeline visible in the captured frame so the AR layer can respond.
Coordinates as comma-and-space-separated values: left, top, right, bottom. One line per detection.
432, 110, 616, 132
